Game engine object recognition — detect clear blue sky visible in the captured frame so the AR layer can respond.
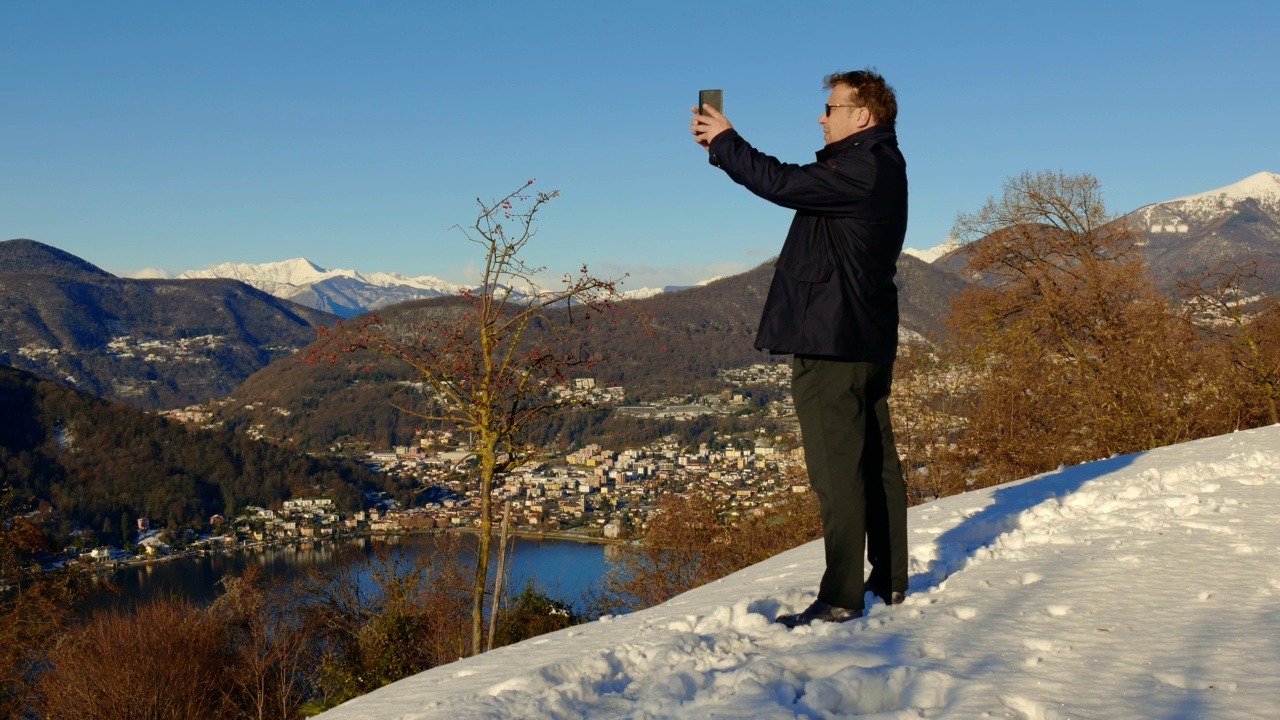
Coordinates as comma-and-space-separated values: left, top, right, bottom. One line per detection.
3, 1, 1275, 289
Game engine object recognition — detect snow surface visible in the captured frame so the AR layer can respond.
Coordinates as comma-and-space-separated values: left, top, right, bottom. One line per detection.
317, 425, 1280, 719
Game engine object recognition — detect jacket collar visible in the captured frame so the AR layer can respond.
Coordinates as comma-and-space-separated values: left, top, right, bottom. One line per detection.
816, 124, 897, 161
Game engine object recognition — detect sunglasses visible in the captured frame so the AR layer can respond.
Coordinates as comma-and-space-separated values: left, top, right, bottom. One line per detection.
825, 103, 862, 117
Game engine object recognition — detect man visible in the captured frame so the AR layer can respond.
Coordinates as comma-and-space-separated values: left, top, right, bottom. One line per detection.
691, 70, 909, 627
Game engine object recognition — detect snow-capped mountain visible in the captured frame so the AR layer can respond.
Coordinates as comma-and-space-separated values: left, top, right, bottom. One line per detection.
177, 258, 465, 318
173, 258, 731, 314
902, 238, 960, 264
644, 276, 733, 296
1143, 171, 1280, 222
1130, 171, 1280, 281
620, 287, 666, 300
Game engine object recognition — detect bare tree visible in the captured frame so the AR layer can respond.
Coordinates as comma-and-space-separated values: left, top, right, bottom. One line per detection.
211, 566, 315, 720
947, 171, 1206, 485
312, 181, 636, 656
951, 171, 1150, 359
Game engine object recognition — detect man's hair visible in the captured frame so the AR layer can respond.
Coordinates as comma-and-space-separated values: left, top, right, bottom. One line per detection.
824, 69, 897, 127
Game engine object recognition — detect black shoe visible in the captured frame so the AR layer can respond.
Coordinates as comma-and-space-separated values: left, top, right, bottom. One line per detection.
776, 600, 863, 628
864, 580, 905, 606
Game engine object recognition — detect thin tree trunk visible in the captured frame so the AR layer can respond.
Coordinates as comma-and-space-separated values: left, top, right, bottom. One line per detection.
486, 500, 513, 652
471, 446, 496, 657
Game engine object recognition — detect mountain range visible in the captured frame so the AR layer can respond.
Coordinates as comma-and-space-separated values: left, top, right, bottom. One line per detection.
213, 253, 966, 450
149, 259, 709, 316
173, 257, 466, 318
0, 239, 958, 424
146, 171, 1280, 320
4, 171, 1276, 419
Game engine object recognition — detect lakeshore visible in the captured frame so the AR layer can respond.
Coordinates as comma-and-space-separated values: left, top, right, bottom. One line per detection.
93, 523, 623, 574
93, 531, 612, 611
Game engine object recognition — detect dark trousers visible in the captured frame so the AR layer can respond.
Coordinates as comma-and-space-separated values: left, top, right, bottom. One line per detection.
792, 355, 908, 611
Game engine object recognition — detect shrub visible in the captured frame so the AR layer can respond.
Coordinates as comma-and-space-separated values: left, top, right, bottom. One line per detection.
491, 581, 581, 649
39, 599, 234, 720
594, 489, 821, 613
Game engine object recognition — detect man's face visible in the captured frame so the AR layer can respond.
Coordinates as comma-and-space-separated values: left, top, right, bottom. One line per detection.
819, 85, 872, 145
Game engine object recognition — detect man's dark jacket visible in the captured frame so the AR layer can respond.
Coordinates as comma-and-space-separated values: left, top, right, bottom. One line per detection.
708, 124, 907, 364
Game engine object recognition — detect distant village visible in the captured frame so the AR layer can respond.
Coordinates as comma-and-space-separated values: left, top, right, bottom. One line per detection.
351, 427, 808, 540
71, 365, 804, 566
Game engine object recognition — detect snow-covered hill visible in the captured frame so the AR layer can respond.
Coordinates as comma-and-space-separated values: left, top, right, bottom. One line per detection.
1134, 171, 1280, 241
177, 258, 464, 317
1128, 171, 1280, 284
1144, 171, 1280, 224
318, 425, 1280, 719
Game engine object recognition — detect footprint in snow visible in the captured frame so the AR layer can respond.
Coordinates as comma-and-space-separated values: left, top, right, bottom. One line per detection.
916, 642, 947, 659
1023, 638, 1055, 652
1044, 605, 1072, 617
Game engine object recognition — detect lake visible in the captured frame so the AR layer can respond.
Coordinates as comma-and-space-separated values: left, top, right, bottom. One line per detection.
95, 534, 613, 610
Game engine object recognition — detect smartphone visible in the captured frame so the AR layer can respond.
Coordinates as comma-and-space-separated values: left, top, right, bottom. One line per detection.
698, 89, 723, 116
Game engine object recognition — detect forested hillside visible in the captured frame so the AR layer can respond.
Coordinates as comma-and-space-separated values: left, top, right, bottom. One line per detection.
0, 365, 385, 544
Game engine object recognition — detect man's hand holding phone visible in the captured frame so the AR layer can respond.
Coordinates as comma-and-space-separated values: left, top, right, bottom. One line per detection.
691, 90, 733, 150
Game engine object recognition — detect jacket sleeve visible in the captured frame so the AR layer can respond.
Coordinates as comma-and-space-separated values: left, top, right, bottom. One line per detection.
708, 129, 873, 215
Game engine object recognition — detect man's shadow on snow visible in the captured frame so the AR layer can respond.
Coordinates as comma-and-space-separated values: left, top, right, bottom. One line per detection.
909, 453, 1141, 595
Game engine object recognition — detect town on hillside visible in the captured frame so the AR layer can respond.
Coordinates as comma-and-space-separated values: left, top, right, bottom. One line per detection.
72, 365, 807, 566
